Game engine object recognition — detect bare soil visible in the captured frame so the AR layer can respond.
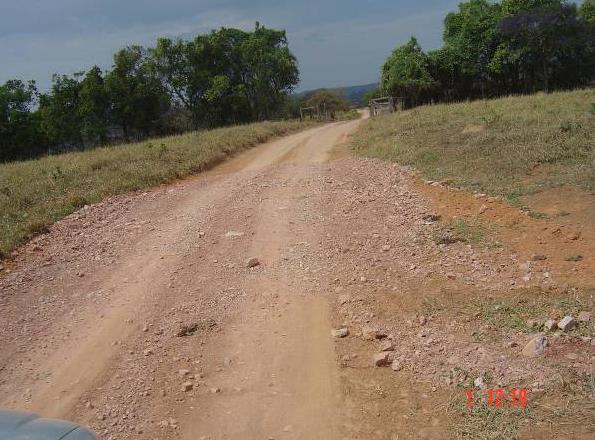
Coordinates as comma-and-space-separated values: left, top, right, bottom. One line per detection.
0, 116, 593, 439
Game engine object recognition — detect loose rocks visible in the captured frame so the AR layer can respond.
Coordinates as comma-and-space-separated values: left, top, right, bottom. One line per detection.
521, 334, 547, 357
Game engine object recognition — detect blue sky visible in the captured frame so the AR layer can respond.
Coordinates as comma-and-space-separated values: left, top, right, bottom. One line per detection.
0, 0, 462, 91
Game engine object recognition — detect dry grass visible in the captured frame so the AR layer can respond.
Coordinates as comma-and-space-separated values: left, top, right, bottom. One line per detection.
0, 120, 316, 257
351, 89, 594, 204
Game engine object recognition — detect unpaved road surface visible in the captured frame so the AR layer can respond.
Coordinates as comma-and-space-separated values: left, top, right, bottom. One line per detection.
1, 117, 593, 439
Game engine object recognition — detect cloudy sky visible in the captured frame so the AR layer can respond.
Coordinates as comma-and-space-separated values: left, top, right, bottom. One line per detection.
1, 0, 462, 92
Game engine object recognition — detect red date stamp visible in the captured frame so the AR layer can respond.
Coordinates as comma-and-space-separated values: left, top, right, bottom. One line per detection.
466, 388, 527, 409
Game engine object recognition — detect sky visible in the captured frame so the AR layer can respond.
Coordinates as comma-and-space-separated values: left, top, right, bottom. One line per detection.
0, 0, 462, 92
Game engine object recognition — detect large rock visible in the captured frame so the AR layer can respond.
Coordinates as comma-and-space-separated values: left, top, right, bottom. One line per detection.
522, 334, 547, 357
557, 316, 576, 332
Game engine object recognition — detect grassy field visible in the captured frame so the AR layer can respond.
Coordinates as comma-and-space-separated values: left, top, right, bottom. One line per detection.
351, 89, 594, 204
0, 120, 316, 257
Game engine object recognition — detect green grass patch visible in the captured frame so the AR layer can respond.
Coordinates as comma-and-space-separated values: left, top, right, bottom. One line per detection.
423, 287, 593, 336
351, 89, 594, 198
0, 120, 316, 257
432, 218, 494, 246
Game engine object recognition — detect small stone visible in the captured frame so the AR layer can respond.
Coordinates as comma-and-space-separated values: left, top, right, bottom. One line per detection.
390, 360, 402, 371
379, 340, 395, 351
182, 382, 193, 392
246, 257, 260, 268
531, 254, 547, 261
474, 377, 486, 390
338, 294, 350, 305
526, 319, 540, 328
565, 255, 583, 262
478, 204, 488, 214
331, 328, 349, 338
362, 327, 386, 340
506, 341, 518, 348
577, 311, 591, 322
373, 352, 390, 367
381, 244, 391, 252
178, 369, 190, 377
567, 232, 580, 240
210, 387, 221, 394
544, 319, 557, 331
418, 315, 427, 326
143, 348, 153, 356
521, 334, 547, 357
557, 316, 576, 332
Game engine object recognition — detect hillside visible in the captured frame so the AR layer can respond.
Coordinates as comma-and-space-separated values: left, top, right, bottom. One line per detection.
298, 82, 378, 106
352, 89, 594, 203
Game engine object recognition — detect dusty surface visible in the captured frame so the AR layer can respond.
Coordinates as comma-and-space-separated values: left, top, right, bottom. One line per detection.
1, 116, 593, 439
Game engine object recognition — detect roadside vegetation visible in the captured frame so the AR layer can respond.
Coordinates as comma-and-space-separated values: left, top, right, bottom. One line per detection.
352, 88, 594, 202
0, 119, 315, 257
374, 0, 594, 108
0, 24, 299, 162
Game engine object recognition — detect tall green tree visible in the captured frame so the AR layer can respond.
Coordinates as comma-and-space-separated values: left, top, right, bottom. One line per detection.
79, 66, 109, 145
380, 37, 436, 107
238, 24, 299, 120
442, 0, 503, 98
106, 46, 170, 139
39, 73, 84, 148
0, 80, 46, 161
150, 24, 298, 128
497, 2, 593, 91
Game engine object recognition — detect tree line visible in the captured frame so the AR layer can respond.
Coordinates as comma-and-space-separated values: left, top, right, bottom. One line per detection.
0, 24, 299, 162
378, 0, 594, 107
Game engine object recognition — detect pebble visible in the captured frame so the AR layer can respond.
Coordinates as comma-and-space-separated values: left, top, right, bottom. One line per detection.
182, 382, 193, 392
246, 257, 260, 268
390, 360, 402, 371
557, 316, 576, 332
379, 340, 395, 351
331, 328, 349, 338
577, 311, 591, 322
373, 352, 391, 367
544, 319, 557, 331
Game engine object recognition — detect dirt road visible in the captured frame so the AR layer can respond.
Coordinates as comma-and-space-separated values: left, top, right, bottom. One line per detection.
0, 119, 360, 439
1, 115, 593, 439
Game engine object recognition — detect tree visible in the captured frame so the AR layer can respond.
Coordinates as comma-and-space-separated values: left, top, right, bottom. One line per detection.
238, 24, 299, 120
579, 0, 595, 23
0, 80, 46, 161
39, 73, 83, 149
302, 89, 350, 117
79, 66, 109, 145
150, 24, 298, 128
442, 0, 503, 98
497, 2, 593, 92
380, 37, 436, 107
106, 46, 170, 139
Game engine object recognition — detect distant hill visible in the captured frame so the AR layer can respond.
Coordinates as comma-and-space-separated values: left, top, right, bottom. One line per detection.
297, 83, 378, 106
